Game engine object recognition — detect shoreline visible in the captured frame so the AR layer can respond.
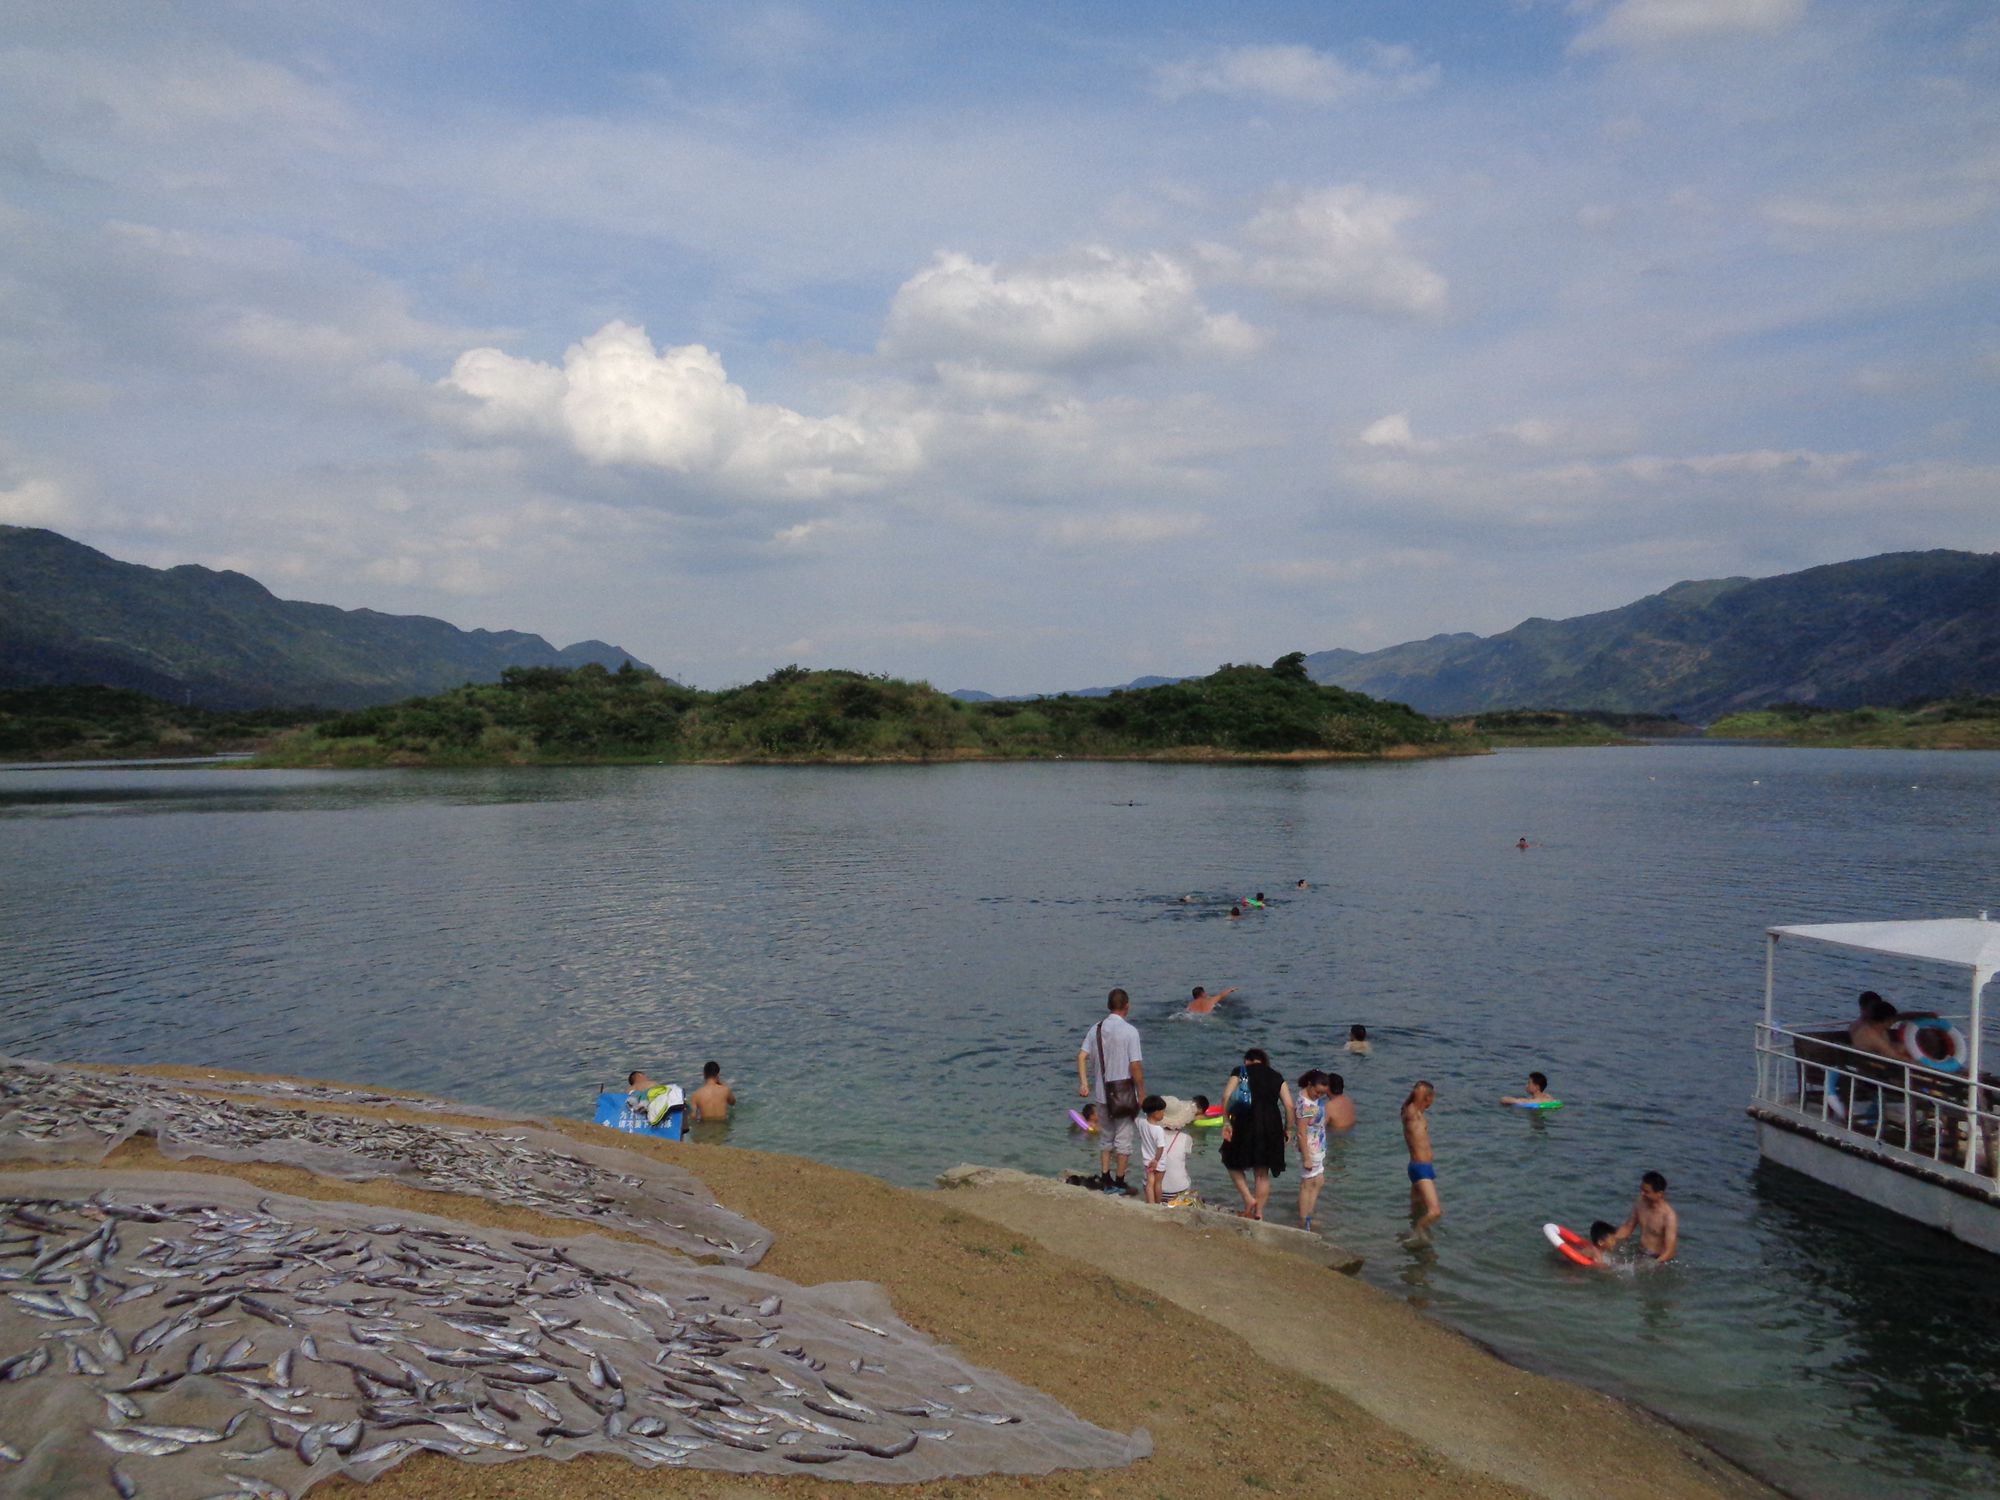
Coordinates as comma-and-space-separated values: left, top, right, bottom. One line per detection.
15, 1059, 1784, 1500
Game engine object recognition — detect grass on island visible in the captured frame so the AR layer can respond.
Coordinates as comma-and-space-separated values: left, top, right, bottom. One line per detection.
1706, 697, 2000, 749
247, 653, 1476, 768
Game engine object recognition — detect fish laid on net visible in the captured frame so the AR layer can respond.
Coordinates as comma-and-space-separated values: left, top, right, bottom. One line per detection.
0, 1171, 1148, 1497
0, 1058, 771, 1267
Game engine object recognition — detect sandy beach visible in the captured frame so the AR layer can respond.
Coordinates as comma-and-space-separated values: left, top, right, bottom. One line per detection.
5, 1063, 1781, 1500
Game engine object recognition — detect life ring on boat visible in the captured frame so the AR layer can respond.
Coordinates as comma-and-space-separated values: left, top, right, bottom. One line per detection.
1068, 1109, 1096, 1133
1543, 1222, 1594, 1266
1892, 1017, 1967, 1073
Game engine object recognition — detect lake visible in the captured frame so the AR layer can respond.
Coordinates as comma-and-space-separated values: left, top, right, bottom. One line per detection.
2, 747, 1997, 1497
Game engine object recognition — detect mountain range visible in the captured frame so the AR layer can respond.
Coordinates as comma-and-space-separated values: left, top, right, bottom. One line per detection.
0, 526, 649, 710
1303, 550, 2000, 721
959, 550, 1999, 722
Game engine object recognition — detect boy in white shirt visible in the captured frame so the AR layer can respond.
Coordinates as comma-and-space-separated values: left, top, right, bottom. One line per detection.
1139, 1096, 1198, 1204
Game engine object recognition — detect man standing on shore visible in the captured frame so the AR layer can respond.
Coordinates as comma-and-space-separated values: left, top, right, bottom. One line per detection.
1402, 1080, 1442, 1245
1611, 1171, 1679, 1263
1077, 988, 1146, 1193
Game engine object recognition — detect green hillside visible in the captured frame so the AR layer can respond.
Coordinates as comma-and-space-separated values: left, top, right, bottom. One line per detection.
0, 526, 650, 710
1707, 698, 2000, 749
0, 686, 319, 760
256, 654, 1472, 767
1305, 550, 2000, 721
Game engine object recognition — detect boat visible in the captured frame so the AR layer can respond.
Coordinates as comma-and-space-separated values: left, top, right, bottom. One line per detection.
1751, 915, 2000, 1253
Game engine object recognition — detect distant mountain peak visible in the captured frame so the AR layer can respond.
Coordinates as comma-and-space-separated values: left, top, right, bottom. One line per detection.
0, 526, 653, 710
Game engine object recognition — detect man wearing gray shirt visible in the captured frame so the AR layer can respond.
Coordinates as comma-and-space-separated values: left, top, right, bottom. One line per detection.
1077, 988, 1146, 1193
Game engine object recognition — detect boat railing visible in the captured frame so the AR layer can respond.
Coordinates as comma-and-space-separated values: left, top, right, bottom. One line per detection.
1754, 1021, 2000, 1189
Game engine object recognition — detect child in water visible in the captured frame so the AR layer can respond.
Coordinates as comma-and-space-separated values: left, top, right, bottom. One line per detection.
1580, 1221, 1619, 1267
1074, 1101, 1099, 1133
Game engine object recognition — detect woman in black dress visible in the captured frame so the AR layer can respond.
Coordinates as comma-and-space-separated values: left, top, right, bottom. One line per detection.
1219, 1046, 1293, 1219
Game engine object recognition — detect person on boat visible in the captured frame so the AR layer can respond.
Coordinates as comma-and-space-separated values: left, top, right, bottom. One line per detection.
1402, 1081, 1442, 1245
1610, 1171, 1679, 1264
1186, 985, 1237, 1015
690, 1060, 736, 1122
626, 1071, 686, 1128
1847, 992, 1902, 1061
1502, 1072, 1553, 1106
1323, 1071, 1355, 1131
1345, 1024, 1370, 1056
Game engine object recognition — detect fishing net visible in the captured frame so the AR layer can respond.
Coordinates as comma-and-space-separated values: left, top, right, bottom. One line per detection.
0, 1057, 771, 1267
0, 1171, 1150, 1496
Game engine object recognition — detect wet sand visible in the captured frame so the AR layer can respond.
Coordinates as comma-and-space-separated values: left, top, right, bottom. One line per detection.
12, 1065, 1781, 1499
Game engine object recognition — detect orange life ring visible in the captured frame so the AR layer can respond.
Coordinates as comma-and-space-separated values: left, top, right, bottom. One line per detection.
1543, 1222, 1595, 1266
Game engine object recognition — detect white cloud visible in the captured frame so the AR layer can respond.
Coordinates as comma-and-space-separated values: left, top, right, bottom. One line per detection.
1573, 0, 1809, 53
443, 322, 920, 500
1358, 413, 1421, 450
1153, 42, 1436, 107
881, 248, 1260, 372
0, 474, 73, 528
1205, 187, 1447, 317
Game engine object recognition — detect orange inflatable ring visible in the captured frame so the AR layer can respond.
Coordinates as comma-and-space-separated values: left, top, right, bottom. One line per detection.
1543, 1222, 1594, 1266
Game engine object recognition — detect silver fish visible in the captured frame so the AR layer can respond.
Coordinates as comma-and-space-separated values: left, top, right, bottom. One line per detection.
93, 1429, 188, 1457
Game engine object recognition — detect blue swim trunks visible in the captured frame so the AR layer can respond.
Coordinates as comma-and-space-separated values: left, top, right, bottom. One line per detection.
1407, 1161, 1437, 1183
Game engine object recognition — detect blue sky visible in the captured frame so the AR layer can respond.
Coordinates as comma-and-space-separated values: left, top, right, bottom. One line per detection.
1, 0, 1994, 690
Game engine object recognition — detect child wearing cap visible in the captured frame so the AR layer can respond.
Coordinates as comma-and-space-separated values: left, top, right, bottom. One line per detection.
1139, 1095, 1198, 1205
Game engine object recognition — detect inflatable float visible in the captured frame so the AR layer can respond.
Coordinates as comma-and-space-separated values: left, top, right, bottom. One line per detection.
594, 1088, 686, 1141
1543, 1222, 1595, 1266
1892, 1016, 1968, 1073
1193, 1106, 1226, 1129
1068, 1109, 1096, 1133
1513, 1098, 1565, 1110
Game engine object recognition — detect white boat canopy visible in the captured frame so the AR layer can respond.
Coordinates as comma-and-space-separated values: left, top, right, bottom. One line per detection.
1769, 917, 2000, 975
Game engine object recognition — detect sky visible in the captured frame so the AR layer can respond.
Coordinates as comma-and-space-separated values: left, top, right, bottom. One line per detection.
1, 0, 1995, 692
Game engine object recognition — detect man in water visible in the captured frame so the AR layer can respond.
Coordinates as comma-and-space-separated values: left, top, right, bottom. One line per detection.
626, 1071, 685, 1128
690, 1060, 736, 1122
1345, 1024, 1370, 1055
1186, 984, 1238, 1015
1402, 1080, 1442, 1244
1610, 1171, 1679, 1263
1323, 1072, 1355, 1131
1077, 988, 1146, 1193
1501, 1071, 1553, 1105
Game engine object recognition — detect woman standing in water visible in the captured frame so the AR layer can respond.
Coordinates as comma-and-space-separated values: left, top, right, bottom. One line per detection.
1219, 1047, 1293, 1219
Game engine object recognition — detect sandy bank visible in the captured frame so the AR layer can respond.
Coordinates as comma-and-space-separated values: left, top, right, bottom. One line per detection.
8, 1064, 1778, 1499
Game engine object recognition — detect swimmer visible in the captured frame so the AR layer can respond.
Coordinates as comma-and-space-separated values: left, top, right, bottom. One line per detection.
1516, 837, 1530, 851
1248, 891, 1267, 908
1344, 1024, 1370, 1056
1227, 904, 1244, 920
1576, 1220, 1619, 1267
1187, 985, 1238, 1015
1295, 878, 1309, 890
1501, 1071, 1553, 1106
1610, 1171, 1679, 1264
1192, 1094, 1212, 1116
1178, 894, 1197, 904
1401, 1081, 1441, 1245
1322, 1071, 1355, 1130
1074, 1101, 1100, 1133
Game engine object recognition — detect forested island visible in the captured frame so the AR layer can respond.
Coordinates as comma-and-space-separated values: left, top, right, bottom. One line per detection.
0, 686, 319, 760
251, 654, 1473, 767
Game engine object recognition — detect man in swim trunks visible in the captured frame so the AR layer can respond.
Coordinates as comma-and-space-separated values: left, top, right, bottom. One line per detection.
1610, 1170, 1679, 1263
1402, 1080, 1441, 1244
689, 1060, 735, 1122
1186, 985, 1237, 1015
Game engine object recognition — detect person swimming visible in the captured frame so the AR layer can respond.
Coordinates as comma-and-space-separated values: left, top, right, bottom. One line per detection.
1501, 1071, 1552, 1106
1187, 985, 1238, 1014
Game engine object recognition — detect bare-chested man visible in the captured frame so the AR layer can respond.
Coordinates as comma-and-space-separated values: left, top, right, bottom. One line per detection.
1611, 1171, 1679, 1263
1401, 1080, 1441, 1245
689, 1061, 736, 1123
1186, 985, 1237, 1015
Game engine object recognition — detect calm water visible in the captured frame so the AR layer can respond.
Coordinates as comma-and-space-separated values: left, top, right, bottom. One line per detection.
3, 748, 1997, 1497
